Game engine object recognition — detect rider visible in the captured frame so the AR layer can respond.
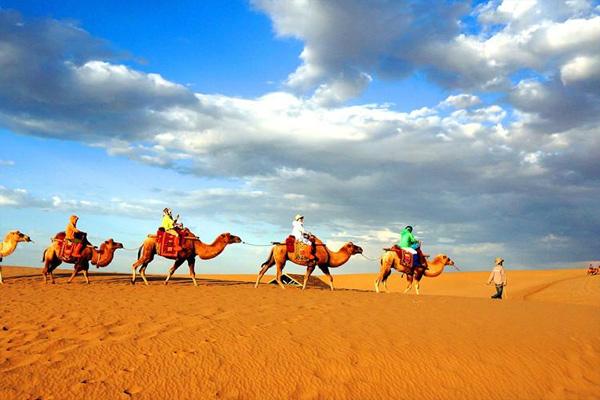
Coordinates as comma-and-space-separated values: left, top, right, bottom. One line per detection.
291, 214, 316, 264
161, 208, 179, 233
65, 214, 84, 257
161, 208, 182, 250
397, 225, 426, 270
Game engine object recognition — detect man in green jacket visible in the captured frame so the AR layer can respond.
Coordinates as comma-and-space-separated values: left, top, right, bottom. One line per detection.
397, 226, 425, 269
398, 226, 419, 250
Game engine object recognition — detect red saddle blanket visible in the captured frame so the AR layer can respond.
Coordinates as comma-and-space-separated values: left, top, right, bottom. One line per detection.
285, 235, 295, 253
156, 229, 179, 258
389, 246, 415, 268
54, 236, 83, 261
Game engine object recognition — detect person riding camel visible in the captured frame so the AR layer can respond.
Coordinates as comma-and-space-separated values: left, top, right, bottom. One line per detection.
291, 214, 317, 265
65, 214, 85, 257
161, 208, 179, 233
161, 208, 182, 251
397, 225, 427, 271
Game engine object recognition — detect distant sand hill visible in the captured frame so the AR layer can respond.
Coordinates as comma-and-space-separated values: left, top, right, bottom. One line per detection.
1, 266, 598, 399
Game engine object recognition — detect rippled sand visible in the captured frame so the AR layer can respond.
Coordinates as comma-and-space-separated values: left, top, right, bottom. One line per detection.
1, 266, 598, 399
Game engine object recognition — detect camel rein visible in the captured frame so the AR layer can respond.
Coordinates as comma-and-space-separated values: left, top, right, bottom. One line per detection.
360, 253, 380, 262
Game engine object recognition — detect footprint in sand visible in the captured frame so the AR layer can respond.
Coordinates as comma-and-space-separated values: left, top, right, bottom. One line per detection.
123, 385, 143, 397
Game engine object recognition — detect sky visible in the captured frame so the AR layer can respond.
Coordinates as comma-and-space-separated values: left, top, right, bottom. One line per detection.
1, 0, 599, 275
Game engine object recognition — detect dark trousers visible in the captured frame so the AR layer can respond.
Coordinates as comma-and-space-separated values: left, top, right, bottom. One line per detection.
491, 284, 503, 299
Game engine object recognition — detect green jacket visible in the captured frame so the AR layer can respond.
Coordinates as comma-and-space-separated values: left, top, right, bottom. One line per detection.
398, 228, 418, 248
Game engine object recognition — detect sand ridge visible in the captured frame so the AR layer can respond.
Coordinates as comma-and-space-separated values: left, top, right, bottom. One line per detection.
0, 266, 599, 399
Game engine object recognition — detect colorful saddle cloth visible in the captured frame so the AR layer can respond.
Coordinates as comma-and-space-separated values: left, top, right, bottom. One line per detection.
389, 246, 416, 269
53, 231, 85, 262
285, 235, 314, 263
156, 229, 180, 258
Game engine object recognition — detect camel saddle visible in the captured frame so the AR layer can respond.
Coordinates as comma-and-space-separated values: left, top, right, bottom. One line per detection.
286, 235, 316, 264
53, 231, 88, 262
156, 228, 181, 258
384, 246, 429, 272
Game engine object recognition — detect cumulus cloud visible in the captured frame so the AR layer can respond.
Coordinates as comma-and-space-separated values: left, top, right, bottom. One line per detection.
252, 0, 467, 104
1, 7, 599, 268
439, 94, 481, 109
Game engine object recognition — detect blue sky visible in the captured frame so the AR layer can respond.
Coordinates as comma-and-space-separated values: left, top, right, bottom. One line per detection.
1, 0, 599, 275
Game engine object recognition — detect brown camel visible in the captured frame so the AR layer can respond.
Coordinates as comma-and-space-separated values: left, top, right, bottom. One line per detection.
255, 237, 363, 290
0, 230, 32, 284
42, 232, 123, 284
374, 251, 456, 294
131, 231, 242, 286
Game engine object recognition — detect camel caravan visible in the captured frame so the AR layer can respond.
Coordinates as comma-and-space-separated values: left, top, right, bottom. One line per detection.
2, 210, 462, 293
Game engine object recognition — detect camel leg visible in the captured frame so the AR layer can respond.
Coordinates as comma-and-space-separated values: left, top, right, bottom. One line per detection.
165, 258, 185, 285
302, 265, 316, 290
67, 268, 78, 283
0, 266, 3, 284
187, 257, 198, 287
403, 274, 413, 294
381, 269, 392, 293
44, 260, 59, 284
374, 270, 384, 293
131, 251, 152, 284
320, 265, 335, 291
255, 260, 274, 288
81, 260, 91, 284
140, 265, 150, 286
275, 262, 286, 289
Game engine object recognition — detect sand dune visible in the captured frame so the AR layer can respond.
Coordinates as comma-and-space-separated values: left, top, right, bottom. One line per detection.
0, 266, 598, 399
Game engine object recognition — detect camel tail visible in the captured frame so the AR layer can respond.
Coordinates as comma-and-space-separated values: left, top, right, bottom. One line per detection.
261, 248, 275, 269
41, 249, 46, 262
137, 245, 143, 259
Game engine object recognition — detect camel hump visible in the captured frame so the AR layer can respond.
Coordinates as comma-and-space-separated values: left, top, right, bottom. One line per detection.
53, 231, 66, 241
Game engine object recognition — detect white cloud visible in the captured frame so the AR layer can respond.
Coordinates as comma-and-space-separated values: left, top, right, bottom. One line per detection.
561, 55, 600, 84
439, 94, 482, 109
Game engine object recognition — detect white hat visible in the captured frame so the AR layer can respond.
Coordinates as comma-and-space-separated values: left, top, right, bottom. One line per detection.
294, 214, 304, 221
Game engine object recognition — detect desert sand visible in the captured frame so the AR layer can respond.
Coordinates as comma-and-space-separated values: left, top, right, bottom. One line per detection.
0, 265, 598, 399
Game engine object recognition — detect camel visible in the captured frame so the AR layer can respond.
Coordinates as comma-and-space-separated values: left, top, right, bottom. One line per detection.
131, 231, 242, 286
0, 230, 32, 284
42, 232, 123, 284
254, 237, 363, 290
374, 250, 456, 294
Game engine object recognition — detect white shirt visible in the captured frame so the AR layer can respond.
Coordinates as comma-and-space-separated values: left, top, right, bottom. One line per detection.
487, 265, 506, 285
291, 220, 310, 244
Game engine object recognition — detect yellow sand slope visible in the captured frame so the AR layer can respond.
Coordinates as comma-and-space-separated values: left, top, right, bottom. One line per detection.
0, 266, 598, 399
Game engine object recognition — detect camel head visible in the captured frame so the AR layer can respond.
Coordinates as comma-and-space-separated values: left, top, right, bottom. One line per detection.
105, 238, 124, 250
347, 242, 363, 255
221, 233, 242, 245
97, 238, 124, 253
438, 255, 459, 270
6, 230, 32, 243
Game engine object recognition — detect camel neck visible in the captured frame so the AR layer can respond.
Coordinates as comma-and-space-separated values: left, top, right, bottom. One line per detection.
93, 246, 116, 267
0, 238, 18, 257
326, 244, 353, 268
424, 256, 447, 277
194, 236, 229, 260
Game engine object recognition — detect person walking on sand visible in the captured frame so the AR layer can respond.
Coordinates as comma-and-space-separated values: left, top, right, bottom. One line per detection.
487, 257, 507, 299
